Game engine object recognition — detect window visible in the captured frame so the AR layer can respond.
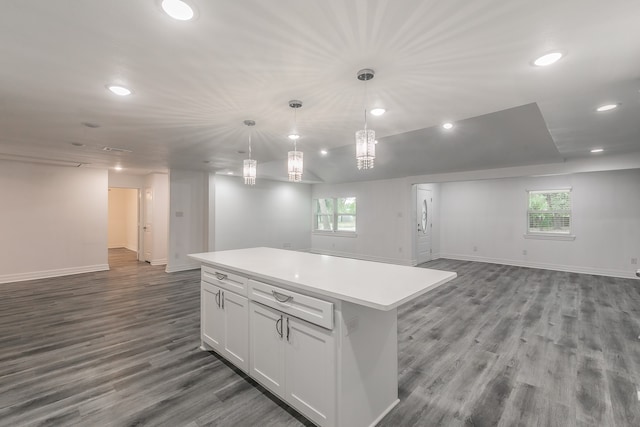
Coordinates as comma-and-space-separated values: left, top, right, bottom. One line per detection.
314, 197, 356, 233
527, 189, 571, 235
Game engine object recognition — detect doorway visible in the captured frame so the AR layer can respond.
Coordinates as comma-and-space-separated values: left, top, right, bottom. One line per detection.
107, 188, 140, 262
415, 185, 433, 264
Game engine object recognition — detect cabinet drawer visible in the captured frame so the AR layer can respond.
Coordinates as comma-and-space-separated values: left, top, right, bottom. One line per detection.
248, 280, 333, 330
202, 265, 248, 296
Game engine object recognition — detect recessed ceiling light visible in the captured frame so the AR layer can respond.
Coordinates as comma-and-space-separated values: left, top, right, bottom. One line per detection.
596, 103, 619, 112
442, 122, 453, 130
320, 149, 328, 155
288, 134, 300, 140
161, 0, 194, 21
114, 166, 123, 171
533, 52, 563, 67
590, 148, 604, 153
107, 85, 132, 96
370, 108, 386, 116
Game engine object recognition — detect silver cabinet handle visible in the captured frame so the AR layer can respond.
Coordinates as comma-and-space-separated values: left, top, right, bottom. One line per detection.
286, 317, 290, 342
276, 315, 283, 338
272, 290, 293, 303
215, 290, 221, 308
221, 291, 225, 309
215, 272, 227, 281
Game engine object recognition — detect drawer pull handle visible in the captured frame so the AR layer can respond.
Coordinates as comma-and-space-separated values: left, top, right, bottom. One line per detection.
276, 315, 283, 338
215, 272, 227, 281
286, 317, 290, 342
272, 290, 293, 303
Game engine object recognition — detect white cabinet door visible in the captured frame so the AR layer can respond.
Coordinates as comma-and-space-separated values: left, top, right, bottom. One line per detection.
222, 290, 249, 372
202, 282, 224, 353
249, 302, 285, 398
285, 316, 335, 427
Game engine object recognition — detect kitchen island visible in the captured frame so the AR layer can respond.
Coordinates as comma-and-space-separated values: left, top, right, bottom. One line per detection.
189, 247, 456, 427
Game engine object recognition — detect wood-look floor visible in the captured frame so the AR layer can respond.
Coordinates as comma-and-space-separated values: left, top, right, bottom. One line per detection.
1, 249, 639, 426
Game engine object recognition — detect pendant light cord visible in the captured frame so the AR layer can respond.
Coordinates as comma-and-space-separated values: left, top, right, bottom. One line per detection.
363, 78, 369, 131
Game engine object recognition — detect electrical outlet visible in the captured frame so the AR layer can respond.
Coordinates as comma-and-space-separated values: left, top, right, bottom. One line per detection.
473, 246, 478, 252
282, 243, 292, 249
522, 249, 527, 256
631, 258, 638, 265
399, 247, 403, 253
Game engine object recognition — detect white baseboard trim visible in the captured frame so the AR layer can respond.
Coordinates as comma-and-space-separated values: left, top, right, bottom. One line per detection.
165, 263, 201, 273
438, 253, 638, 279
125, 245, 138, 252
150, 258, 167, 266
0, 264, 110, 284
309, 249, 414, 266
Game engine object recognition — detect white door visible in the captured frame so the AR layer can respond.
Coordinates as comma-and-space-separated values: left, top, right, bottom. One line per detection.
202, 283, 224, 353
416, 187, 432, 264
285, 316, 335, 427
250, 302, 286, 398
222, 291, 249, 373
143, 187, 153, 262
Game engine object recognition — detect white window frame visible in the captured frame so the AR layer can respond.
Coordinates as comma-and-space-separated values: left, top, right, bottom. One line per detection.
524, 188, 575, 241
313, 197, 357, 236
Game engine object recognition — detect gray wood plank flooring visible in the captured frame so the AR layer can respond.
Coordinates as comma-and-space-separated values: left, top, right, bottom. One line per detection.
1, 249, 639, 426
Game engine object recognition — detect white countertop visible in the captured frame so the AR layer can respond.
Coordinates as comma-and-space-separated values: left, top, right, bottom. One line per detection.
189, 248, 456, 311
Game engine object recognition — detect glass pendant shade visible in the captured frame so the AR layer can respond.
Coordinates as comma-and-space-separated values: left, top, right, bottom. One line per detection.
356, 128, 375, 170
243, 158, 256, 185
287, 150, 303, 182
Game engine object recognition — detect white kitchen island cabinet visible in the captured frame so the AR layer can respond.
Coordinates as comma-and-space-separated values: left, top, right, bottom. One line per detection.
200, 267, 249, 373
190, 248, 456, 427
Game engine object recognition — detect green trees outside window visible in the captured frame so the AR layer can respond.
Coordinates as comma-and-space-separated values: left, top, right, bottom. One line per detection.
314, 197, 356, 232
527, 190, 571, 234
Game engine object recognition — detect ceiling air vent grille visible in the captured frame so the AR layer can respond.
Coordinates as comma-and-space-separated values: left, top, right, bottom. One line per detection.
102, 146, 132, 153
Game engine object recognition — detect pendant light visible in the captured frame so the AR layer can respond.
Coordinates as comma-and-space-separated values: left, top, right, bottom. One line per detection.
356, 68, 375, 170
243, 120, 256, 185
287, 100, 303, 182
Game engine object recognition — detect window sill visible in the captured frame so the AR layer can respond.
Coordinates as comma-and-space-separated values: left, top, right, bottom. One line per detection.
312, 231, 357, 238
523, 233, 576, 241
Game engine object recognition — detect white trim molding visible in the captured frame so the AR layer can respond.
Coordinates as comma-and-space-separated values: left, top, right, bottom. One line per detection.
165, 263, 201, 273
150, 258, 168, 266
523, 233, 576, 241
439, 253, 638, 280
309, 248, 414, 266
0, 264, 110, 284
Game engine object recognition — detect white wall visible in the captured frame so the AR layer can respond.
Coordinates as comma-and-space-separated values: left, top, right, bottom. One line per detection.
108, 171, 145, 189
311, 178, 414, 265
107, 188, 138, 251
125, 189, 138, 251
214, 175, 311, 251
166, 170, 208, 272
439, 169, 640, 278
108, 188, 127, 248
0, 162, 109, 283
144, 173, 169, 266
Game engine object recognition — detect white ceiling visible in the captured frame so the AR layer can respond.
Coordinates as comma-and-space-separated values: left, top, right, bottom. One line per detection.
1, 0, 639, 182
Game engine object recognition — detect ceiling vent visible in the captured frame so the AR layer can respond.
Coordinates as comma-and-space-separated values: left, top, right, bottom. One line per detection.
102, 146, 132, 153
